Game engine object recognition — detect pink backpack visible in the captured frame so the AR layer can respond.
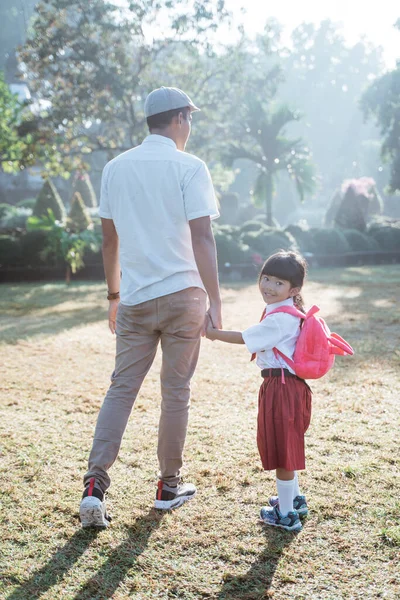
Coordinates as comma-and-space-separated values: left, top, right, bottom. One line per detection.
267, 305, 354, 379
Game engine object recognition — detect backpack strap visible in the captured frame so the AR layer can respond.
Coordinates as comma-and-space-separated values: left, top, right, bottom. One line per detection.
268, 304, 320, 320
329, 332, 354, 356
250, 308, 267, 362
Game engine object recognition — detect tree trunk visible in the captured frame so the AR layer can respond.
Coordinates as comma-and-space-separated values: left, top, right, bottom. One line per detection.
65, 264, 71, 284
265, 173, 273, 226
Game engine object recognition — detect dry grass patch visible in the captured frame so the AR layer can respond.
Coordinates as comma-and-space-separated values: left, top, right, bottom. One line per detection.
0, 266, 399, 599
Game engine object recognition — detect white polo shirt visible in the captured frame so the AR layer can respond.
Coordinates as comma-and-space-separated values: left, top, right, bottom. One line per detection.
242, 298, 301, 373
99, 135, 219, 305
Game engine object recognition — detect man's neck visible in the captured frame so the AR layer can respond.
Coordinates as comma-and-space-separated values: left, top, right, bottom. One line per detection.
149, 128, 184, 150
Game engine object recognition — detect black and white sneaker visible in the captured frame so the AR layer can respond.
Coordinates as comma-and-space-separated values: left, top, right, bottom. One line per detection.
79, 478, 112, 528
154, 480, 196, 510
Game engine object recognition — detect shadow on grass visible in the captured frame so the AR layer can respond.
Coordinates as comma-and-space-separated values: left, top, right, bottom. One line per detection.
0, 306, 106, 344
6, 510, 164, 600
71, 510, 165, 600
218, 527, 297, 600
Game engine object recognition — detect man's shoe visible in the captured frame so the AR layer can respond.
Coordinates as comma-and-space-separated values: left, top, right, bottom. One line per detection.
268, 494, 308, 517
154, 480, 196, 510
79, 477, 112, 528
260, 505, 302, 531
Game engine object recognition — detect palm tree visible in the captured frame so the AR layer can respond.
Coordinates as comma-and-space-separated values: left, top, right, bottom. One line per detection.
228, 100, 316, 226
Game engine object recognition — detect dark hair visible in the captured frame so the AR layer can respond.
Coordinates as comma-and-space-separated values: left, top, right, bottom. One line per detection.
147, 106, 191, 130
259, 250, 308, 312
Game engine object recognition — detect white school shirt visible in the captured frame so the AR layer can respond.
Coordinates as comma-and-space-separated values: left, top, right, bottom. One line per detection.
242, 298, 301, 374
98, 134, 219, 305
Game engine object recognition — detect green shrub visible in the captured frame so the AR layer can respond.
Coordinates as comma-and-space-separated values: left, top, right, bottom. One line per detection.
68, 192, 92, 232
240, 229, 297, 256
0, 203, 17, 220
72, 172, 97, 208
33, 179, 67, 222
0, 235, 22, 266
284, 224, 317, 253
342, 229, 380, 252
334, 186, 368, 232
0, 207, 32, 230
368, 224, 400, 251
20, 230, 50, 266
309, 228, 352, 254
17, 198, 36, 209
239, 220, 273, 234
214, 229, 252, 265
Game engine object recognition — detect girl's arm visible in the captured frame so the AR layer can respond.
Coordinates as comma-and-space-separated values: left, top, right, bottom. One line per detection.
206, 319, 245, 345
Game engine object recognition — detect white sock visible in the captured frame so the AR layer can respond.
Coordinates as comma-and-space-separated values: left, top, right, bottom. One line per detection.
276, 478, 295, 516
293, 471, 301, 498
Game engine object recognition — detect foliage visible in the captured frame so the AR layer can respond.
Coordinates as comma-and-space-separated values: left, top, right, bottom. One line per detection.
72, 172, 97, 208
240, 228, 298, 256
309, 228, 351, 254
17, 198, 37, 209
239, 221, 273, 234
227, 99, 316, 226
334, 185, 367, 232
0, 70, 43, 175
0, 234, 22, 266
213, 225, 252, 266
284, 224, 317, 254
18, 0, 228, 175
0, 207, 32, 231
361, 20, 400, 193
341, 229, 380, 252
33, 179, 66, 222
68, 192, 92, 232
0, 203, 17, 220
20, 229, 50, 266
280, 19, 384, 194
27, 209, 100, 279
367, 222, 400, 251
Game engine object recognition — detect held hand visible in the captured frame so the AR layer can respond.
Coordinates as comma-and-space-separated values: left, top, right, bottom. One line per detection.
108, 298, 120, 334
207, 301, 222, 330
205, 314, 217, 340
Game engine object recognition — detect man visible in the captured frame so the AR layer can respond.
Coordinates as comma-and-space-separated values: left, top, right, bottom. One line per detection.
79, 86, 222, 527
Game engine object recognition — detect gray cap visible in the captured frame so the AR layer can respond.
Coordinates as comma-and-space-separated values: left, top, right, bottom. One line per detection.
144, 86, 200, 118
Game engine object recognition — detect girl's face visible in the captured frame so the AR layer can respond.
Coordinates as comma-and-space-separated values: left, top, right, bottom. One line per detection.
259, 274, 300, 305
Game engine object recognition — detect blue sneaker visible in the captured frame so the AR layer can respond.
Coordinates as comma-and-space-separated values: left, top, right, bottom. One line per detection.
269, 494, 308, 517
260, 505, 302, 531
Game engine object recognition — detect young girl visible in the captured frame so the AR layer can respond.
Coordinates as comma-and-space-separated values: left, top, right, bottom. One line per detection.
206, 250, 311, 532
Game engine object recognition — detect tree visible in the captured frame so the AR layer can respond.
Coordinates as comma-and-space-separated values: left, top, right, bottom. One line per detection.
227, 100, 316, 226
0, 70, 41, 173
277, 20, 385, 195
18, 0, 229, 175
361, 20, 400, 193
27, 208, 100, 283
33, 178, 66, 222
72, 172, 97, 207
68, 191, 92, 232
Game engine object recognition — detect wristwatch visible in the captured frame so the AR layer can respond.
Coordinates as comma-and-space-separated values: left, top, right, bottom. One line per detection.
107, 291, 120, 300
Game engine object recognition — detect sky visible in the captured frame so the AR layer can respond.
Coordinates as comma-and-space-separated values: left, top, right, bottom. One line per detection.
224, 0, 399, 68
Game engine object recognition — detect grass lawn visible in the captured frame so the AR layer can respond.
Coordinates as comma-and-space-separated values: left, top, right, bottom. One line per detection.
0, 265, 399, 600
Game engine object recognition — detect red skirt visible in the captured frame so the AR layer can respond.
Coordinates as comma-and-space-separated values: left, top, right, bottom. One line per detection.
257, 375, 312, 471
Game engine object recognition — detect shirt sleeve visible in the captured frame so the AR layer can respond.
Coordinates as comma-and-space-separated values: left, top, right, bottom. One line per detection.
98, 163, 113, 219
183, 162, 220, 221
242, 315, 283, 355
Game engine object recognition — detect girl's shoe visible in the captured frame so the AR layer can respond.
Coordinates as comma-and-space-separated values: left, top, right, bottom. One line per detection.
268, 494, 308, 517
260, 505, 302, 531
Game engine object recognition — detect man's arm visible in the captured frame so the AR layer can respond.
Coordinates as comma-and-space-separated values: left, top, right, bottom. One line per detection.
101, 218, 120, 334
189, 216, 222, 329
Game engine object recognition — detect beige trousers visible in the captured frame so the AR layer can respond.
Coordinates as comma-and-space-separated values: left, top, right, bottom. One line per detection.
84, 287, 207, 492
